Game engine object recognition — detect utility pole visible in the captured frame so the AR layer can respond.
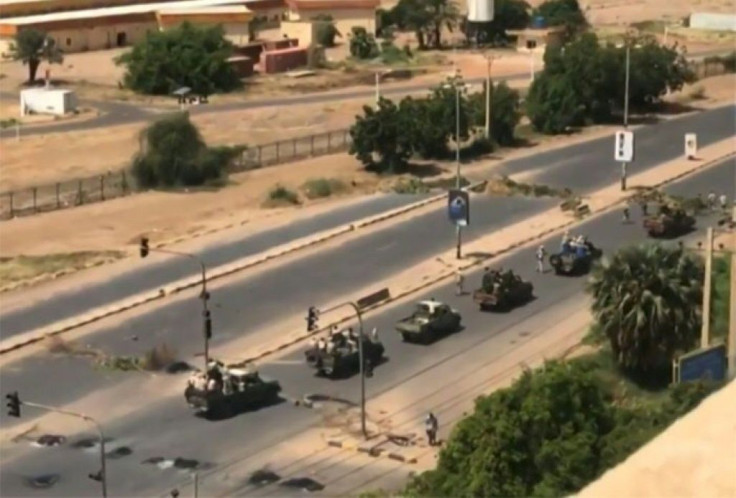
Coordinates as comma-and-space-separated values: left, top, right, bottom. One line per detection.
139, 238, 212, 369
700, 227, 714, 349
5, 396, 108, 497
455, 80, 462, 260
728, 250, 736, 378
374, 72, 380, 105
484, 55, 494, 140
621, 43, 631, 191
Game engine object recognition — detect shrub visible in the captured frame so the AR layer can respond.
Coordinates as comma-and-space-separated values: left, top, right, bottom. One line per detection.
391, 177, 430, 194
302, 178, 346, 199
131, 113, 236, 188
140, 343, 177, 371
268, 185, 300, 205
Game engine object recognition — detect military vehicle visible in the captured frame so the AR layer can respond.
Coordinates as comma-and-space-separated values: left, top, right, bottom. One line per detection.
184, 361, 281, 418
395, 300, 462, 343
304, 329, 385, 378
473, 269, 534, 311
549, 237, 602, 276
643, 204, 696, 238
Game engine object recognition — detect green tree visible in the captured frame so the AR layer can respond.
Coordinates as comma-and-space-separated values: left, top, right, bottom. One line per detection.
389, 0, 458, 49
526, 71, 584, 133
116, 22, 240, 96
10, 29, 63, 84
587, 244, 703, 375
132, 112, 237, 188
313, 14, 341, 47
467, 81, 522, 146
533, 0, 586, 40
464, 0, 531, 45
408, 360, 614, 497
349, 26, 380, 59
349, 98, 413, 173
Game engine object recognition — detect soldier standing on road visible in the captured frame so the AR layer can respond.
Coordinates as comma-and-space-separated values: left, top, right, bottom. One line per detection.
622, 206, 630, 223
455, 271, 465, 296
425, 412, 438, 446
708, 191, 716, 209
719, 194, 728, 210
536, 245, 546, 273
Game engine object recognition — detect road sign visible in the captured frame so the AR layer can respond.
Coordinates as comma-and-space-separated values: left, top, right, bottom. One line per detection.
685, 133, 697, 159
673, 343, 727, 384
448, 190, 469, 227
614, 130, 634, 162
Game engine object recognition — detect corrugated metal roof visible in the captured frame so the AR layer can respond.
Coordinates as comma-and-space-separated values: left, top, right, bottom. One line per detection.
1, 0, 255, 25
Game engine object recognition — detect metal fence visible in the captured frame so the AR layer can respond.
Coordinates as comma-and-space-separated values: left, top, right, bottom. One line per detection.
0, 128, 352, 220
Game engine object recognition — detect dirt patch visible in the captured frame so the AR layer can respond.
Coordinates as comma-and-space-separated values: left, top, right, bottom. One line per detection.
667, 74, 736, 106
0, 251, 125, 290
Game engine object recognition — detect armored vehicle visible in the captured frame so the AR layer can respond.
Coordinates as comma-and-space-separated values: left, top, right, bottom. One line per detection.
643, 204, 696, 238
473, 269, 534, 311
184, 361, 281, 418
304, 329, 385, 378
549, 236, 602, 276
395, 300, 462, 343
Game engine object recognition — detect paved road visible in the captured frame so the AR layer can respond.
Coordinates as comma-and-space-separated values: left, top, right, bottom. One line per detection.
0, 194, 431, 339
1, 104, 733, 340
1, 158, 731, 498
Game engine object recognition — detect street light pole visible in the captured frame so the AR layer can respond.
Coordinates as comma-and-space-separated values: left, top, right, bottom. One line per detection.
621, 43, 631, 191
17, 400, 108, 497
139, 240, 211, 369
484, 55, 494, 140
700, 226, 714, 349
455, 80, 462, 260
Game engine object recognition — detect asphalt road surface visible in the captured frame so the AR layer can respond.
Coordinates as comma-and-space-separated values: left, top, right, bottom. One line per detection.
1, 157, 731, 498
0, 194, 431, 339
2, 104, 733, 340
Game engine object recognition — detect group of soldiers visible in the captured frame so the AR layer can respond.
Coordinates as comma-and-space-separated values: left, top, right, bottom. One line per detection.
186, 360, 259, 395
560, 231, 590, 255
481, 267, 521, 294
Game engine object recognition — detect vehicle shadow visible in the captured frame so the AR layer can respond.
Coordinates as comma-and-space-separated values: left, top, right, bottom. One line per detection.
478, 295, 538, 314
317, 356, 391, 380
197, 395, 286, 422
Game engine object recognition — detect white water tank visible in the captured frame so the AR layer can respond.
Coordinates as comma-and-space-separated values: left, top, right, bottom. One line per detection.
467, 0, 494, 22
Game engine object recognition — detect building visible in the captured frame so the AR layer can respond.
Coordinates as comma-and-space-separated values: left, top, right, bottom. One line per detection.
689, 12, 736, 32
507, 26, 565, 53
280, 0, 378, 46
0, 0, 286, 56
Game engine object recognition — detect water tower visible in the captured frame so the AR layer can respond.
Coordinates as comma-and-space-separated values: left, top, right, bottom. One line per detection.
466, 0, 494, 23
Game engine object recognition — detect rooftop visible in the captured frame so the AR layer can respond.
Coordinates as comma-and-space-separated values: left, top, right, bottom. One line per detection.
1, 0, 254, 25
157, 5, 250, 14
285, 0, 379, 10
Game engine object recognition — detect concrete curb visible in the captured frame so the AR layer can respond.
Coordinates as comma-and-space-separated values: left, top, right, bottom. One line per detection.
0, 183, 484, 356
228, 150, 736, 366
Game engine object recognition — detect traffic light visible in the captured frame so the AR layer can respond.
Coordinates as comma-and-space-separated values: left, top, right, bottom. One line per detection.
6, 391, 20, 418
139, 237, 150, 258
306, 307, 319, 332
203, 309, 212, 340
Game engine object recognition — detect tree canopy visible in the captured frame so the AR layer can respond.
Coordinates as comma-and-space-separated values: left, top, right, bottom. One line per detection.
10, 29, 63, 84
526, 32, 695, 134
533, 0, 586, 39
385, 0, 459, 49
349, 98, 414, 174
467, 81, 522, 146
132, 112, 239, 188
587, 243, 703, 374
463, 0, 531, 45
115, 22, 241, 96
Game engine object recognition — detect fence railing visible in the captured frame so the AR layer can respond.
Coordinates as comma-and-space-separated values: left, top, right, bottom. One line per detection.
0, 128, 352, 220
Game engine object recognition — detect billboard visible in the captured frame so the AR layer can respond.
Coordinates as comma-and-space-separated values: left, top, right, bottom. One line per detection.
674, 343, 727, 384
448, 190, 470, 226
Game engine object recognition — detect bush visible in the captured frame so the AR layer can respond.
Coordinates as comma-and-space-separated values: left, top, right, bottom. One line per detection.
460, 136, 493, 160
350, 26, 380, 59
116, 22, 240, 96
140, 343, 177, 371
131, 113, 235, 188
391, 177, 430, 194
302, 178, 346, 199
268, 185, 300, 205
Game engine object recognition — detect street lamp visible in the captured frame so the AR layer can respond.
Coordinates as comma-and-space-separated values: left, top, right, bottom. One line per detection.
617, 34, 641, 192
308, 288, 389, 440
5, 394, 108, 498
139, 238, 212, 369
483, 54, 496, 140
443, 76, 470, 259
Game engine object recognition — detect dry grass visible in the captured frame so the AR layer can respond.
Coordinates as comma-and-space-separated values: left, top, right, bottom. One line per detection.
140, 343, 177, 371
0, 250, 125, 289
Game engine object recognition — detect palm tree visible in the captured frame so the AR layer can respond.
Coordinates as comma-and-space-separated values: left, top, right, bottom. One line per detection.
10, 29, 64, 84
587, 243, 703, 374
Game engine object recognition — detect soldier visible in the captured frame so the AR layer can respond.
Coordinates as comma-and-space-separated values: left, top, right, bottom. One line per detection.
719, 193, 728, 210
639, 199, 648, 217
370, 327, 379, 342
425, 412, 439, 446
317, 337, 327, 351
561, 231, 571, 250
455, 271, 465, 296
708, 191, 716, 209
622, 206, 630, 223
536, 244, 546, 273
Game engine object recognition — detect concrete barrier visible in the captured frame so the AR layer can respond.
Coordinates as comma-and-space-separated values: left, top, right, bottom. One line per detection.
0, 182, 486, 356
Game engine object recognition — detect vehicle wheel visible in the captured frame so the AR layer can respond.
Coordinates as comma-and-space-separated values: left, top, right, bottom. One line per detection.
401, 332, 411, 342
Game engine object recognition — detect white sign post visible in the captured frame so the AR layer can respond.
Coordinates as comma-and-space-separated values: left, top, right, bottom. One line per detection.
614, 130, 634, 191
685, 133, 697, 160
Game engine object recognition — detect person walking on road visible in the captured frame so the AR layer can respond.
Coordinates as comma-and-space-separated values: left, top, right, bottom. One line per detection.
719, 193, 728, 210
622, 206, 630, 223
455, 271, 465, 296
708, 191, 716, 210
536, 244, 546, 273
425, 412, 439, 446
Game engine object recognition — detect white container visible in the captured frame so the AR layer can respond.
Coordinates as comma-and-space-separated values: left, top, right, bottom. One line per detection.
20, 88, 78, 116
467, 0, 494, 22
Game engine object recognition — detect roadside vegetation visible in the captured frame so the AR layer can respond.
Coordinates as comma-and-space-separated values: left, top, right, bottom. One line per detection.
9, 28, 64, 84
264, 185, 301, 207
0, 251, 125, 290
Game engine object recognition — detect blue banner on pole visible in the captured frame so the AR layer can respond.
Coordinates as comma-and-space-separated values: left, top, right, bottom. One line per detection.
676, 344, 727, 383
448, 190, 469, 227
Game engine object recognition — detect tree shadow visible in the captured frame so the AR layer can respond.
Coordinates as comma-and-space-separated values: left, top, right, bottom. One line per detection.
198, 395, 286, 422
402, 162, 445, 178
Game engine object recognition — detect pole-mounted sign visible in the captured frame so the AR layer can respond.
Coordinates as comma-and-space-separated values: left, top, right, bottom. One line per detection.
685, 133, 697, 160
614, 130, 634, 162
448, 189, 470, 227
